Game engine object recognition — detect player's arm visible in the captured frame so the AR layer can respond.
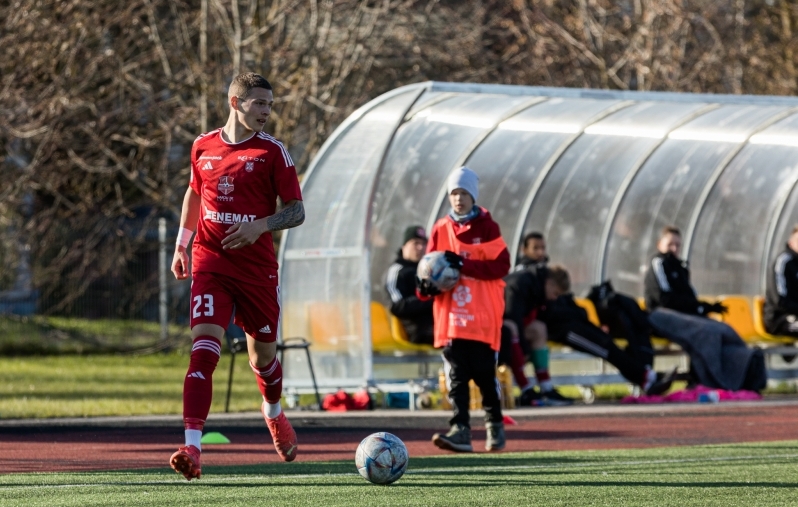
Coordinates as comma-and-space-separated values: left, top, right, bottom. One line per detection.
460, 246, 511, 280
222, 199, 305, 250
459, 222, 511, 280
172, 187, 201, 279
265, 199, 305, 231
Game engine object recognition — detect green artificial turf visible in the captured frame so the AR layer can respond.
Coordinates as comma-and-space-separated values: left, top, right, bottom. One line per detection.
1, 441, 797, 506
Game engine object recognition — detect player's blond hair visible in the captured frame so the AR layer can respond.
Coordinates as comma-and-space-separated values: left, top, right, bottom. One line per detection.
228, 72, 272, 101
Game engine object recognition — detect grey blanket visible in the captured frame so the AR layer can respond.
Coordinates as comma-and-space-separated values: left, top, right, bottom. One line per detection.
648, 308, 759, 391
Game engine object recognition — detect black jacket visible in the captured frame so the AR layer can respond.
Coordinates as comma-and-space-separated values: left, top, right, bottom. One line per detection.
513, 255, 548, 273
537, 294, 590, 340
503, 265, 547, 354
764, 245, 798, 331
384, 252, 434, 345
644, 252, 713, 317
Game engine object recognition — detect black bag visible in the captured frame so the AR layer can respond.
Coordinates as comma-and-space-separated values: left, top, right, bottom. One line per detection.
586, 280, 650, 332
586, 280, 655, 367
742, 347, 767, 392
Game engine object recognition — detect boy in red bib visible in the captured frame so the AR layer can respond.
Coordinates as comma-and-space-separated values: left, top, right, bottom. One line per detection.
419, 167, 511, 452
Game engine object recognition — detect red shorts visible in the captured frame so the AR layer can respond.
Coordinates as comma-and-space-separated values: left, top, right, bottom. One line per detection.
190, 271, 280, 343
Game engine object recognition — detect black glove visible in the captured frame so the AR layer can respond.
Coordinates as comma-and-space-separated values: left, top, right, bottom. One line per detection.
708, 302, 728, 315
416, 276, 441, 297
443, 250, 464, 270
698, 301, 727, 315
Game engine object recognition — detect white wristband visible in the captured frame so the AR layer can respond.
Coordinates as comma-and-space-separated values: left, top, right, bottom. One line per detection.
176, 227, 194, 249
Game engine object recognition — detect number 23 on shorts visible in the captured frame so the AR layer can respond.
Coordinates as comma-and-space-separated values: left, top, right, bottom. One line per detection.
193, 294, 215, 318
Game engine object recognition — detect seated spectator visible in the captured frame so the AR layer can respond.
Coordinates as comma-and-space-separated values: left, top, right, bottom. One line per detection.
501, 263, 574, 406
641, 229, 766, 392
514, 231, 548, 271
644, 226, 726, 317
505, 230, 572, 405
540, 265, 676, 396
764, 225, 798, 337
384, 225, 433, 345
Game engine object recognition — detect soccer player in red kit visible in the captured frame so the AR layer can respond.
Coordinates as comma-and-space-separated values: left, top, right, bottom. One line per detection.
169, 73, 305, 480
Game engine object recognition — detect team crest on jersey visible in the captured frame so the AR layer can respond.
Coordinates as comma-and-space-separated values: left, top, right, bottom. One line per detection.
245, 161, 254, 172
218, 176, 235, 195
452, 285, 472, 308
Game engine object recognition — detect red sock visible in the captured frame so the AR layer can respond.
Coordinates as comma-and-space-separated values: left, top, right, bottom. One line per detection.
510, 339, 530, 390
536, 368, 551, 383
183, 336, 221, 430
251, 357, 283, 404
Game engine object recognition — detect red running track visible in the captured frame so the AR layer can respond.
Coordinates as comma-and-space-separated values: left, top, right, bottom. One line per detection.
2, 402, 798, 473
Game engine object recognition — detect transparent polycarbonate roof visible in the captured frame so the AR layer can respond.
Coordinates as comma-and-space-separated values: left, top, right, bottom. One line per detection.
278, 82, 798, 387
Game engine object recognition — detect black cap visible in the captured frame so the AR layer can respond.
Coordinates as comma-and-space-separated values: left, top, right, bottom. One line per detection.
402, 225, 427, 245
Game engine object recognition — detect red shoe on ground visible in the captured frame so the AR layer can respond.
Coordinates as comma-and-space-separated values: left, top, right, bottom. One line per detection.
170, 445, 202, 481
263, 404, 298, 462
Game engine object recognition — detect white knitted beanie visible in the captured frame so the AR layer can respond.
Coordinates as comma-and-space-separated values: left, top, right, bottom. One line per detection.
446, 167, 479, 203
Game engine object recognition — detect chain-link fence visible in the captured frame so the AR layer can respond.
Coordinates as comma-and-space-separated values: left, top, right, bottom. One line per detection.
0, 218, 193, 355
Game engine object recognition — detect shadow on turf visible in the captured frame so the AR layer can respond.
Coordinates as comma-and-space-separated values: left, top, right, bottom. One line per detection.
121, 455, 613, 478
117, 444, 798, 485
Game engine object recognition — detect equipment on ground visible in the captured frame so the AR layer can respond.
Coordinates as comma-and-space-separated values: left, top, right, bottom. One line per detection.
355, 432, 409, 485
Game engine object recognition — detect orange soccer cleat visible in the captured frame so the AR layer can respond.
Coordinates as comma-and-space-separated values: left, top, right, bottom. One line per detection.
170, 445, 202, 481
263, 404, 298, 462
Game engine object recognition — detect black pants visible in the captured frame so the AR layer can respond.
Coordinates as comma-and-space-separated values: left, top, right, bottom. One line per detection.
443, 339, 503, 428
549, 321, 647, 387
497, 324, 513, 367
606, 311, 655, 367
596, 294, 655, 367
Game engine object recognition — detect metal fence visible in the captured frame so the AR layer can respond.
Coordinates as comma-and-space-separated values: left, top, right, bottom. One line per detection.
0, 218, 193, 354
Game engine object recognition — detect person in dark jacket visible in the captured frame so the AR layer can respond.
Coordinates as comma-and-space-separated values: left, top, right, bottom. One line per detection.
644, 226, 726, 317
644, 227, 763, 386
384, 225, 433, 345
502, 265, 574, 406
514, 231, 548, 271
506, 231, 573, 405
541, 265, 675, 396
764, 225, 798, 337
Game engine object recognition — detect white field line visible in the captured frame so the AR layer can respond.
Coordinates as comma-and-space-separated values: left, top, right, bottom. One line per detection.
2, 453, 797, 490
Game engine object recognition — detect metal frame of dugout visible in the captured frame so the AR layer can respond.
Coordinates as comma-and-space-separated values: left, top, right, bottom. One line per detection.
277, 81, 798, 401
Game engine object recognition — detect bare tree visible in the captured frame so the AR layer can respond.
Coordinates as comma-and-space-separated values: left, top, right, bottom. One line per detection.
1, 0, 796, 317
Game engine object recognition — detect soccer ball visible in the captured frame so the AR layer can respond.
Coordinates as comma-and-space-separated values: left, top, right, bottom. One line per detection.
417, 251, 460, 292
355, 432, 409, 485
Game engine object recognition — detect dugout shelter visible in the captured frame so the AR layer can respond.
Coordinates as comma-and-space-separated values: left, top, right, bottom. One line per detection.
278, 81, 798, 391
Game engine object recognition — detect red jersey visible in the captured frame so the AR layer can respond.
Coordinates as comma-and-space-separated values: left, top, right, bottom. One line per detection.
189, 128, 302, 286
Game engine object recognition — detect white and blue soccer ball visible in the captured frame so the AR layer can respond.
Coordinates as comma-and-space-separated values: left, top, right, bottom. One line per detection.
355, 432, 409, 485
417, 251, 460, 292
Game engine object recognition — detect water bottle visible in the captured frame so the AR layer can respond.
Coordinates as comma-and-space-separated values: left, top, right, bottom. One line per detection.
698, 390, 720, 403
